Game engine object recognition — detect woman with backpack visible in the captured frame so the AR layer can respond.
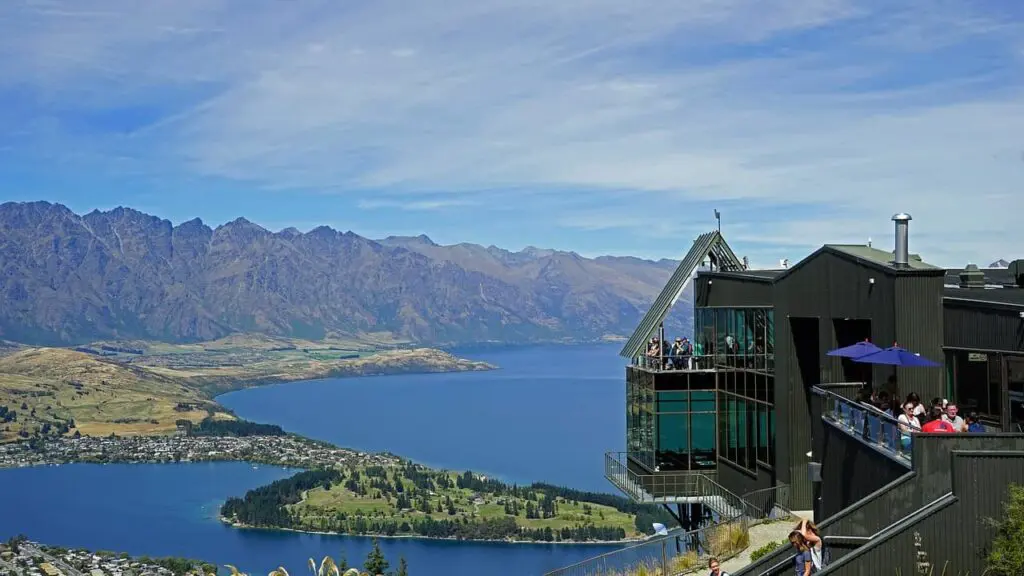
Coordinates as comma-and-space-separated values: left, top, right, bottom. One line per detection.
796, 519, 825, 571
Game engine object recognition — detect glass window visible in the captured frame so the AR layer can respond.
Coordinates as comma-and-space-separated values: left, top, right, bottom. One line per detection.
736, 398, 748, 465
767, 408, 776, 466
1009, 357, 1024, 430
766, 310, 775, 354
757, 404, 770, 465
718, 392, 728, 463
690, 391, 716, 413
744, 309, 755, 359
727, 397, 738, 464
691, 413, 716, 454
657, 391, 688, 413
989, 356, 1003, 419
716, 308, 728, 357
731, 309, 743, 359
657, 413, 689, 454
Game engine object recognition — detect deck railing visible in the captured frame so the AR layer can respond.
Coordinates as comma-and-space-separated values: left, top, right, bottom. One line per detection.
812, 386, 912, 464
545, 474, 750, 576
605, 452, 709, 503
741, 484, 792, 524
631, 354, 775, 373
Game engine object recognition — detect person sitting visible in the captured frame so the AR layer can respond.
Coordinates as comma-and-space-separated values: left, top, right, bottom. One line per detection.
966, 411, 986, 433
921, 406, 955, 433
941, 402, 967, 432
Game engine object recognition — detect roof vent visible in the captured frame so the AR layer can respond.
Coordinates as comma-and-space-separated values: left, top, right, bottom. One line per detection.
891, 213, 911, 267
959, 264, 986, 289
1009, 259, 1024, 289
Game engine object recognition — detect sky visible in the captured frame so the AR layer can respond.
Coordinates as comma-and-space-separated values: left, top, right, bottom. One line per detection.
0, 0, 1022, 267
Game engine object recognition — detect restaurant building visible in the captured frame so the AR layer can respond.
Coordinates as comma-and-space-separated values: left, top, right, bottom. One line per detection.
601, 214, 1024, 574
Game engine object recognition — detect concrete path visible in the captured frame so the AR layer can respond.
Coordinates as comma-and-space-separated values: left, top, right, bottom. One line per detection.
719, 512, 811, 575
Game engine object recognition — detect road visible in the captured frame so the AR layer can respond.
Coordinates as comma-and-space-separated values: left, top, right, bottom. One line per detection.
0, 556, 25, 576
20, 545, 83, 576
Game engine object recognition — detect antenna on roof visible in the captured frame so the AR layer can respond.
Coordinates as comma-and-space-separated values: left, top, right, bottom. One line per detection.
714, 209, 721, 232
867, 237, 872, 248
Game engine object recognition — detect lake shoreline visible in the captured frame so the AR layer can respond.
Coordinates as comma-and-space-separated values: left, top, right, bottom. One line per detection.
220, 517, 641, 547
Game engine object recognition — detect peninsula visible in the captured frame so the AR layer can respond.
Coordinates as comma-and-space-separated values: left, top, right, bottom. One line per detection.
0, 333, 494, 441
220, 461, 660, 544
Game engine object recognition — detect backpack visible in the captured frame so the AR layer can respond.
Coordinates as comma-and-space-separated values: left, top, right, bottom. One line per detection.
810, 544, 831, 572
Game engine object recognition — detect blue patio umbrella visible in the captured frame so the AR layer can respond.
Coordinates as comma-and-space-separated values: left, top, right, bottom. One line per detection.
852, 346, 940, 367
826, 340, 883, 359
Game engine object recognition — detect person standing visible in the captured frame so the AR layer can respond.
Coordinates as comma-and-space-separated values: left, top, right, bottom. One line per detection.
708, 557, 730, 576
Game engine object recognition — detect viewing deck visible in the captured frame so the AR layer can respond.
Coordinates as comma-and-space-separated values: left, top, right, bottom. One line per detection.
604, 452, 742, 518
812, 386, 912, 466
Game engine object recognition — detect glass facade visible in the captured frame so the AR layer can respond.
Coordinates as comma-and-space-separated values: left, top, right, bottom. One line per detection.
952, 350, 1003, 422
717, 369, 775, 473
626, 370, 717, 471
694, 307, 774, 371
1010, 357, 1024, 431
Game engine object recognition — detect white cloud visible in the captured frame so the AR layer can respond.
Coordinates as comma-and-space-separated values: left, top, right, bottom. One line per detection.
357, 198, 475, 211
0, 0, 1022, 265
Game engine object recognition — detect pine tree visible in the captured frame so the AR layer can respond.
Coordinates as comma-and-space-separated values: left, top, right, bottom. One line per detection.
337, 552, 348, 571
364, 538, 389, 575
396, 557, 409, 576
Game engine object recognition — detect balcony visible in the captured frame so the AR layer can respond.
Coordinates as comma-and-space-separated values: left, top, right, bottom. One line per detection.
630, 353, 775, 374
604, 452, 744, 517
812, 386, 912, 465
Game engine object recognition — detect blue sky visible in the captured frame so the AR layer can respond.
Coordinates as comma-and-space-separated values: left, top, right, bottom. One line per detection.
0, 0, 1022, 266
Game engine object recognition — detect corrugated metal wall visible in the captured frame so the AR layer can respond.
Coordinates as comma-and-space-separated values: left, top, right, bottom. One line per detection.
774, 252, 899, 510
824, 450, 1024, 576
819, 421, 909, 520
944, 303, 1024, 352
715, 458, 774, 501
694, 274, 774, 307
895, 274, 947, 402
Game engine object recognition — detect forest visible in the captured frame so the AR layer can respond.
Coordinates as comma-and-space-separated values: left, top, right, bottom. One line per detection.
220, 463, 674, 542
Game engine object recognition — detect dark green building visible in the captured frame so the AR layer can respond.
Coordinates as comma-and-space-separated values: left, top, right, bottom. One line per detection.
604, 214, 1024, 573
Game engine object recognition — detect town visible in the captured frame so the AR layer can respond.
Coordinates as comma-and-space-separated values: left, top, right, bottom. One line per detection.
0, 435, 398, 470
0, 538, 204, 576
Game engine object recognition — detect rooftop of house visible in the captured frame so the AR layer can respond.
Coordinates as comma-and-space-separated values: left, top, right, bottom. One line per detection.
943, 286, 1024, 308
824, 244, 942, 271
943, 267, 1016, 287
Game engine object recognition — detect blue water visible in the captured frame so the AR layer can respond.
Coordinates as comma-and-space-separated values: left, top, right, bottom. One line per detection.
218, 344, 627, 492
0, 344, 630, 576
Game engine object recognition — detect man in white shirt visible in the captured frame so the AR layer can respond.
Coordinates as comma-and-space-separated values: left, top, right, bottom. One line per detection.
942, 403, 967, 432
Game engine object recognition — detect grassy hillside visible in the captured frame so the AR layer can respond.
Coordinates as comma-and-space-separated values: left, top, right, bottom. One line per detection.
222, 462, 651, 542
0, 335, 493, 441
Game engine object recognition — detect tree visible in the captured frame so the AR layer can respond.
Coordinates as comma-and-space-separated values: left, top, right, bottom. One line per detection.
364, 538, 389, 575
396, 557, 408, 576
988, 484, 1024, 576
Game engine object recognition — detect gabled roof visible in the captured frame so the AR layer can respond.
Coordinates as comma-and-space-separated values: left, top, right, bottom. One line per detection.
774, 244, 944, 282
620, 231, 743, 358
825, 245, 941, 271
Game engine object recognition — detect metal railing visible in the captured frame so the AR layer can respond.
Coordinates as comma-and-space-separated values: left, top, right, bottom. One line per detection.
605, 452, 709, 504
545, 474, 750, 576
813, 386, 912, 463
631, 354, 775, 373
741, 484, 792, 525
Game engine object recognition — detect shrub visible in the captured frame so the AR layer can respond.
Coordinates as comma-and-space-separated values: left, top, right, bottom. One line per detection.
987, 484, 1024, 576
749, 541, 782, 562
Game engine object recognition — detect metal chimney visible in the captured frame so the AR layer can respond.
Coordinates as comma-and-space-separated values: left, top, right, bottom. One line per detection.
891, 213, 911, 267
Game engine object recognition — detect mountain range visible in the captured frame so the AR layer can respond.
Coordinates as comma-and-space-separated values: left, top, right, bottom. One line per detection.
0, 202, 690, 346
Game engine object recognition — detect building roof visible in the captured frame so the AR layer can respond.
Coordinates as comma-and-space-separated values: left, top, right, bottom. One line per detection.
944, 267, 1014, 287
698, 269, 785, 282
619, 230, 743, 358
825, 244, 942, 271
943, 287, 1024, 308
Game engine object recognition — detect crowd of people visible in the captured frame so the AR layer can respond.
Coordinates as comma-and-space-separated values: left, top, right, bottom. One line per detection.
854, 388, 986, 435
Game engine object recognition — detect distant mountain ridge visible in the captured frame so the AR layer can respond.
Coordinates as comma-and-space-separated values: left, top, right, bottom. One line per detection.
0, 202, 690, 346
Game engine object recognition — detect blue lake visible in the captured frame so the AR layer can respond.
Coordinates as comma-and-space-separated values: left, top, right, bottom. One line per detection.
0, 344, 630, 576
